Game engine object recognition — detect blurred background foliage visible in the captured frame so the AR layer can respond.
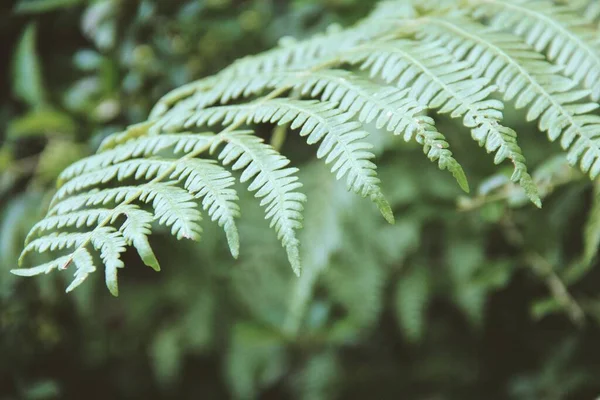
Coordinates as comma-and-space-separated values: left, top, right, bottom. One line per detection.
1, 0, 600, 399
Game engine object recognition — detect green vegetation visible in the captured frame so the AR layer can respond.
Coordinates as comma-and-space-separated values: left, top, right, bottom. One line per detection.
2, 0, 600, 398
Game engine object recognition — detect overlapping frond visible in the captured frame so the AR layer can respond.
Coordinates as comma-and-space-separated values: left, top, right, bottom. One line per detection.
293, 70, 469, 192
346, 39, 540, 205
159, 98, 392, 221
417, 15, 600, 179
214, 131, 306, 274
59, 133, 215, 183
152, 67, 469, 192
469, 0, 600, 100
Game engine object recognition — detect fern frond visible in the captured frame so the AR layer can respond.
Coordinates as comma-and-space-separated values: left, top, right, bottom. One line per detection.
347, 39, 539, 205
175, 160, 241, 255
118, 206, 160, 272
55, 159, 175, 200
469, 0, 600, 100
54, 165, 240, 256
139, 182, 202, 241
65, 248, 95, 293
93, 226, 127, 296
25, 208, 113, 242
15, 0, 600, 296
418, 15, 600, 179
161, 99, 392, 221
153, 67, 469, 193
11, 255, 73, 277
293, 70, 469, 192
98, 121, 154, 151
149, 28, 351, 119
15, 225, 129, 295
59, 133, 215, 183
57, 174, 203, 241
20, 231, 91, 258
215, 131, 306, 275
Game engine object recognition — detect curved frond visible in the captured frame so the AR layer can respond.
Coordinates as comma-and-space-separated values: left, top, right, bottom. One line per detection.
418, 15, 600, 179
293, 70, 469, 192
160, 99, 392, 221
470, 0, 600, 100
59, 133, 215, 183
148, 14, 402, 119
119, 207, 160, 272
346, 39, 539, 205
216, 131, 306, 274
139, 182, 202, 241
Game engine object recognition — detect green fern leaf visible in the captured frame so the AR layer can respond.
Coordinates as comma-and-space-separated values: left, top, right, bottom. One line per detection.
65, 248, 95, 293
139, 182, 202, 241
470, 0, 600, 100
216, 131, 306, 274
119, 206, 160, 272
418, 15, 600, 181
14, 0, 600, 296
58, 133, 215, 184
294, 70, 469, 192
92, 226, 127, 296
347, 39, 539, 205
161, 99, 392, 222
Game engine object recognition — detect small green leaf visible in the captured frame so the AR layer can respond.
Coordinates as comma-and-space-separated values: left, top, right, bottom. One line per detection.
451, 163, 470, 193
374, 193, 395, 224
12, 23, 45, 108
531, 297, 562, 320
135, 238, 161, 272
394, 266, 431, 344
14, 0, 83, 14
7, 108, 76, 140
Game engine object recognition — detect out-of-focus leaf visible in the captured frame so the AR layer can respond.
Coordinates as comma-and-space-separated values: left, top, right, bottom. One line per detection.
447, 240, 490, 327
394, 265, 431, 344
7, 108, 76, 140
296, 351, 340, 400
14, 0, 83, 14
33, 139, 87, 185
182, 291, 215, 351
22, 379, 60, 400
226, 322, 287, 400
531, 297, 563, 320
564, 182, 600, 284
0, 193, 44, 295
73, 49, 103, 71
82, 1, 116, 51
64, 77, 101, 112
12, 23, 45, 107
0, 146, 13, 170
376, 218, 420, 263
150, 326, 182, 389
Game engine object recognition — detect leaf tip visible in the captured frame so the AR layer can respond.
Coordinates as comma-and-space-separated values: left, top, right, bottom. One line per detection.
375, 195, 395, 224
226, 228, 240, 259
451, 165, 470, 193
286, 244, 302, 277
